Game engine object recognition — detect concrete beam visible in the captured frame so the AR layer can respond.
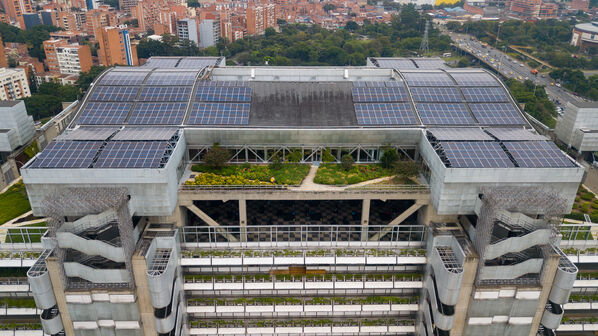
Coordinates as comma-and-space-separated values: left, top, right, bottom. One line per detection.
370, 202, 424, 241
529, 253, 560, 336
185, 204, 238, 242
361, 199, 370, 241
239, 200, 247, 242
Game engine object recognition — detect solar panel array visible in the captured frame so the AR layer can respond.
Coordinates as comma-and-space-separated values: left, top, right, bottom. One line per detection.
56, 127, 119, 141
402, 72, 454, 87
78, 103, 133, 125
145, 72, 198, 86
196, 86, 251, 102
413, 59, 448, 69
353, 81, 403, 87
469, 103, 526, 125
504, 141, 576, 168
188, 103, 250, 125
28, 141, 103, 168
448, 72, 500, 86
485, 128, 546, 141
142, 58, 180, 68
354, 103, 417, 125
374, 58, 417, 69
90, 86, 139, 101
112, 128, 178, 141
94, 141, 169, 168
129, 103, 188, 125
439, 141, 515, 168
99, 71, 149, 86
462, 87, 509, 103
141, 57, 222, 68
410, 87, 462, 102
352, 87, 408, 102
416, 103, 475, 125
139, 87, 192, 102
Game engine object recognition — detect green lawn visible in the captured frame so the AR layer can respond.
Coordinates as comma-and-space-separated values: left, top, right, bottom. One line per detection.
314, 164, 393, 185
189, 164, 310, 185
0, 297, 36, 308
561, 226, 593, 240
6, 222, 47, 243
0, 182, 31, 224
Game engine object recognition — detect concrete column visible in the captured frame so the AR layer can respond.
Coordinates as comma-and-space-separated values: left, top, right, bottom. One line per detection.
529, 253, 560, 336
451, 253, 479, 336
45, 257, 74, 336
361, 199, 370, 241
239, 199, 247, 242
132, 253, 157, 336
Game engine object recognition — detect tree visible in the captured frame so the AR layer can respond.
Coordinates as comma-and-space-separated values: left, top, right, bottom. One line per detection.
394, 161, 419, 179
203, 144, 231, 168
22, 95, 62, 120
76, 66, 107, 92
265, 27, 276, 37
323, 3, 336, 12
322, 149, 335, 162
345, 21, 358, 32
380, 147, 399, 169
269, 153, 282, 170
341, 154, 354, 171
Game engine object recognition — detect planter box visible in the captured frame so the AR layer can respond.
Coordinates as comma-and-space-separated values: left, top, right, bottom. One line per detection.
274, 282, 303, 290
578, 256, 598, 263
557, 325, 583, 331
389, 326, 416, 333
395, 281, 423, 288
333, 304, 361, 312
189, 328, 217, 335
6, 308, 37, 315
305, 257, 335, 264
243, 257, 273, 265
245, 282, 274, 290
184, 283, 213, 291
361, 326, 387, 332
363, 304, 390, 311
211, 258, 242, 266
214, 283, 243, 290
574, 280, 598, 287
215, 306, 244, 313
186, 306, 215, 313
332, 326, 360, 333
367, 256, 396, 264
397, 256, 426, 264
304, 304, 332, 312
218, 328, 245, 335
274, 257, 303, 265
391, 304, 418, 311
304, 326, 332, 333
335, 281, 363, 289
247, 327, 274, 334
246, 305, 274, 313
585, 324, 598, 331
181, 258, 211, 266
275, 327, 302, 333
336, 257, 365, 264
304, 282, 333, 289
565, 302, 591, 310
275, 305, 303, 312
364, 281, 393, 289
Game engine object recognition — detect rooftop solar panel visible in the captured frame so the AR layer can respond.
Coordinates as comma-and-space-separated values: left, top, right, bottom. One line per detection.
176, 57, 221, 68
449, 72, 500, 86
439, 141, 515, 168
89, 86, 139, 101
94, 141, 169, 168
99, 71, 149, 86
128, 102, 187, 125
374, 58, 417, 69
469, 103, 526, 125
462, 87, 509, 102
354, 103, 418, 125
77, 102, 133, 125
142, 58, 181, 68
196, 86, 252, 102
188, 103, 250, 125
503, 141, 576, 168
485, 128, 546, 141
402, 72, 454, 87
410, 87, 462, 102
112, 127, 178, 141
145, 72, 198, 86
416, 103, 476, 125
413, 59, 447, 69
29, 141, 102, 168
138, 87, 191, 102
353, 81, 404, 87
428, 128, 493, 141
56, 127, 119, 141
352, 87, 408, 102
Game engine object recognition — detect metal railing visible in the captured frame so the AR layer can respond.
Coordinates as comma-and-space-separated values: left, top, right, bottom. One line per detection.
180, 184, 430, 192
0, 226, 47, 250
180, 224, 426, 247
559, 223, 598, 249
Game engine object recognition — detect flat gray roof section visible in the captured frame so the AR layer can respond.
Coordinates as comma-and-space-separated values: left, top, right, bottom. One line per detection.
0, 100, 22, 107
248, 82, 358, 127
428, 128, 493, 141
112, 127, 178, 141
485, 127, 546, 141
56, 127, 119, 141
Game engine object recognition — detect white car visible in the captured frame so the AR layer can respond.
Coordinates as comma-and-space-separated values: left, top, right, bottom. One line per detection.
519, 63, 524, 67
556, 83, 561, 87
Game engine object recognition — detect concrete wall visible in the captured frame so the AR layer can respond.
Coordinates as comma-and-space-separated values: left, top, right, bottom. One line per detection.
0, 101, 34, 149
68, 301, 140, 321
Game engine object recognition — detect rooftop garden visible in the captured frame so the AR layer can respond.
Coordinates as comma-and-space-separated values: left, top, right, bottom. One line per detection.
180, 248, 426, 258
5, 222, 47, 244
184, 272, 423, 283
189, 318, 415, 328
188, 163, 310, 186
0, 323, 41, 331
314, 164, 393, 185
0, 251, 41, 259
561, 247, 598, 255
187, 296, 419, 306
0, 182, 31, 224
565, 185, 598, 224
561, 316, 598, 324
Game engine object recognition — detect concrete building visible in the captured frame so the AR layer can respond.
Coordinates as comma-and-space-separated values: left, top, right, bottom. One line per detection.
555, 100, 598, 156
0, 0, 33, 28
506, 0, 558, 19
198, 19, 219, 48
177, 18, 199, 45
571, 22, 598, 54
44, 39, 92, 75
22, 12, 40, 29
247, 4, 276, 35
96, 26, 138, 67
0, 100, 33, 152
0, 58, 594, 336
0, 67, 31, 100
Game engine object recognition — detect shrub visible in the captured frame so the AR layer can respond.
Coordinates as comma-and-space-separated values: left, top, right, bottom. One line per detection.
394, 160, 419, 178
270, 153, 282, 170
380, 147, 399, 168
581, 193, 594, 201
341, 154, 354, 171
287, 149, 302, 163
241, 162, 251, 169
203, 144, 231, 168
322, 148, 335, 162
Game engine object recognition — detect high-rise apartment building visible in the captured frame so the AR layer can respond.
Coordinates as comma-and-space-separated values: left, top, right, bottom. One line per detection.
177, 18, 199, 45
198, 19, 219, 48
96, 26, 138, 66
247, 4, 276, 35
118, 0, 139, 14
0, 0, 33, 28
22, 12, 40, 29
506, 0, 558, 19
0, 67, 30, 100
43, 39, 92, 75
0, 35, 8, 68
0, 100, 34, 152
85, 7, 117, 36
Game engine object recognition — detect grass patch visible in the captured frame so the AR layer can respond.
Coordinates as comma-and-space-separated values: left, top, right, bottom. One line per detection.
0, 182, 31, 224
189, 164, 310, 185
5, 222, 47, 243
565, 185, 598, 225
0, 267, 29, 278
314, 164, 393, 185
561, 226, 593, 240
0, 297, 36, 308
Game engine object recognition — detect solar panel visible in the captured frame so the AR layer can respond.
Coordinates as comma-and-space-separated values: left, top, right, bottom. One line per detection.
469, 103, 526, 125
113, 128, 178, 141
352, 87, 408, 102
56, 127, 119, 141
485, 128, 546, 141
503, 141, 576, 168
428, 128, 493, 141
402, 72, 454, 86
94, 141, 169, 168
462, 87, 509, 102
354, 103, 418, 125
196, 81, 249, 87
410, 87, 462, 102
99, 71, 149, 86
195, 86, 252, 102
128, 103, 187, 125
416, 103, 476, 125
142, 57, 180, 68
374, 58, 417, 69
188, 103, 250, 125
177, 57, 221, 68
89, 86, 139, 101
353, 81, 404, 87
138, 87, 191, 102
77, 102, 133, 125
413, 59, 447, 69
449, 72, 500, 86
29, 141, 102, 168
145, 72, 198, 86
439, 141, 515, 168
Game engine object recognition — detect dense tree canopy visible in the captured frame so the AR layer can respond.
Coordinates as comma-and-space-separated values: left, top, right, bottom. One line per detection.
0, 23, 60, 60
505, 78, 557, 128
22, 82, 80, 120
550, 69, 598, 100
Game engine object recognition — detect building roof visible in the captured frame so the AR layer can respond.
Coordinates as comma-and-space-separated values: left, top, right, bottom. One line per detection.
0, 100, 23, 108
575, 22, 598, 34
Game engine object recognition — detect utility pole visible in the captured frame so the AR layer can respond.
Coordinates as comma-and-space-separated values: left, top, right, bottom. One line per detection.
420, 20, 429, 55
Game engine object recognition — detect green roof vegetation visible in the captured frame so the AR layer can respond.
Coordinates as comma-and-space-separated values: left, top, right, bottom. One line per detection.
184, 272, 423, 283
5, 222, 47, 243
188, 318, 415, 328
0, 323, 41, 330
180, 248, 426, 258
0, 267, 29, 278
0, 297, 36, 308
564, 185, 598, 229
188, 163, 310, 186
0, 182, 31, 224
188, 296, 418, 306
314, 164, 394, 185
